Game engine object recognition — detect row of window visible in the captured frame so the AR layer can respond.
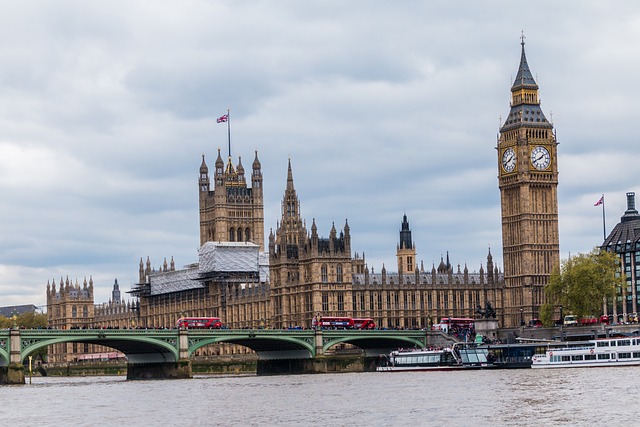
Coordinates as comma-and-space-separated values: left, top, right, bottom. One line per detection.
551, 352, 640, 363
229, 227, 252, 242
395, 355, 441, 365
351, 291, 483, 312
595, 339, 640, 347
320, 264, 343, 283
54, 305, 90, 318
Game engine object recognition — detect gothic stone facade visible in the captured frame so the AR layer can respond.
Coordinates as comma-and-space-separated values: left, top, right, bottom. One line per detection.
46, 277, 133, 363
497, 40, 560, 327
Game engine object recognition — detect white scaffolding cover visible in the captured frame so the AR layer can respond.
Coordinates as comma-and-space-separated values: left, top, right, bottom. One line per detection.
198, 242, 260, 273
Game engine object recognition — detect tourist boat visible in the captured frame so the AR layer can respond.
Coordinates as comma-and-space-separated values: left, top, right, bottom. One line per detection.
531, 336, 640, 369
376, 343, 494, 372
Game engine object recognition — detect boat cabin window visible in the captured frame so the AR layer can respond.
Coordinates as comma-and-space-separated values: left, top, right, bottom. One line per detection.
597, 341, 609, 347
633, 352, 640, 358
571, 355, 583, 361
619, 352, 632, 359
460, 348, 488, 364
597, 354, 611, 360
561, 356, 571, 362
584, 354, 596, 360
610, 341, 617, 346
618, 340, 630, 346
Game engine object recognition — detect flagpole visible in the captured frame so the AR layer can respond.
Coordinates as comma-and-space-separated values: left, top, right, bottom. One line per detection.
601, 193, 606, 241
226, 109, 231, 158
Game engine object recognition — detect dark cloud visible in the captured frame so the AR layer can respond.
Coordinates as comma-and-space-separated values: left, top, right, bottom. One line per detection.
1, 1, 639, 306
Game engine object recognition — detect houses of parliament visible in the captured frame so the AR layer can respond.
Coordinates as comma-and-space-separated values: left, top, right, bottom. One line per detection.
46, 40, 561, 361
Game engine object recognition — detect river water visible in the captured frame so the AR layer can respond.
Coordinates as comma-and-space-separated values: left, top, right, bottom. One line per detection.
2, 368, 636, 426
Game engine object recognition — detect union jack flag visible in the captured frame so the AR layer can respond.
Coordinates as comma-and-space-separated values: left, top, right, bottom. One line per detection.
594, 196, 604, 206
216, 114, 229, 123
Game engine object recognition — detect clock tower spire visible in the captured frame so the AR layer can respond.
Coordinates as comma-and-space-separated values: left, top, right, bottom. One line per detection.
497, 38, 560, 327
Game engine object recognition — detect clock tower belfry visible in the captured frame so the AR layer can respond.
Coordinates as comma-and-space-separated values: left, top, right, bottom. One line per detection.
497, 38, 560, 327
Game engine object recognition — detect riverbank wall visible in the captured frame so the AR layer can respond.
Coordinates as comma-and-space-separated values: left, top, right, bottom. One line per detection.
38, 354, 378, 377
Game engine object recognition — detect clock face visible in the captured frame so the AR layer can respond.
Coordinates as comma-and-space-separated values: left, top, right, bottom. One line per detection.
501, 147, 516, 173
530, 146, 551, 170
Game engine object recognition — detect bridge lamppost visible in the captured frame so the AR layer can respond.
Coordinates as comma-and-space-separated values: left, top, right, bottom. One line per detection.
11, 309, 18, 329
28, 355, 33, 384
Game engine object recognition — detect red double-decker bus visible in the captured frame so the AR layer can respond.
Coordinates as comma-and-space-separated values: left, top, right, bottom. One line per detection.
431, 317, 474, 334
313, 317, 376, 329
176, 317, 223, 329
353, 318, 376, 329
316, 316, 355, 329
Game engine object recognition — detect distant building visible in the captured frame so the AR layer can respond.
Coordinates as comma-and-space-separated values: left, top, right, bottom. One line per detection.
46, 277, 132, 363
0, 304, 37, 318
602, 192, 640, 320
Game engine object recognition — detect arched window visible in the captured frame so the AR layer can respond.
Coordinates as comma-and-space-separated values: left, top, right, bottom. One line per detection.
321, 264, 328, 283
237, 228, 243, 242
229, 227, 235, 241
83, 306, 88, 318
336, 264, 343, 283
245, 228, 251, 242
72, 305, 77, 318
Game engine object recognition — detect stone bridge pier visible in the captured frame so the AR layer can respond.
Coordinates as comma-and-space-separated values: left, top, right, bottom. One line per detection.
0, 330, 26, 385
126, 329, 192, 380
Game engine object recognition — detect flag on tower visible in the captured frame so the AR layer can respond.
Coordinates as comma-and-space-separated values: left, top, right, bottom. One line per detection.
594, 196, 604, 206
216, 114, 229, 123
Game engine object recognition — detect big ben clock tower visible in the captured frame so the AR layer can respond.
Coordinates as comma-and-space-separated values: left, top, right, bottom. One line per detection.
497, 37, 560, 327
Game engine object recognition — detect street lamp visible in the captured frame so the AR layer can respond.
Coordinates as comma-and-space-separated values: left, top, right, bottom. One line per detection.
28, 355, 33, 384
11, 309, 18, 329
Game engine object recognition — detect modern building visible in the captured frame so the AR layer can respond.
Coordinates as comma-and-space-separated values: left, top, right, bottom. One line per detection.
0, 304, 38, 318
602, 192, 640, 320
497, 38, 560, 327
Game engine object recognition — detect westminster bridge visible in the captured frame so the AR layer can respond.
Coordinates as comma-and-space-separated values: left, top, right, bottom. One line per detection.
0, 328, 440, 384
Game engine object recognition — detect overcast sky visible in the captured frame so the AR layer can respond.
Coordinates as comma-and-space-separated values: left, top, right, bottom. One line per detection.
1, 1, 639, 309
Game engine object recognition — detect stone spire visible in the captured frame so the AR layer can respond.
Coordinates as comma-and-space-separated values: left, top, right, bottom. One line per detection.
511, 35, 538, 91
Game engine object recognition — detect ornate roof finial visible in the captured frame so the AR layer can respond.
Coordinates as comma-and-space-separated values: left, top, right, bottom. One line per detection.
520, 30, 526, 47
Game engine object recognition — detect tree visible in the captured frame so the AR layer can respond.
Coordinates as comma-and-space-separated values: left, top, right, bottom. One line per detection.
18, 311, 47, 328
0, 311, 47, 329
540, 248, 623, 326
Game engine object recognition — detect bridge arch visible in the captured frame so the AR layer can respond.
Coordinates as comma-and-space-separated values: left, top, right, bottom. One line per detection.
187, 331, 316, 360
322, 335, 425, 356
0, 348, 8, 366
18, 330, 180, 364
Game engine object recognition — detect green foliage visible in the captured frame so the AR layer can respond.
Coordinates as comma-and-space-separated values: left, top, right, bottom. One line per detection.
540, 248, 622, 325
0, 311, 49, 360
0, 311, 47, 329
0, 316, 11, 329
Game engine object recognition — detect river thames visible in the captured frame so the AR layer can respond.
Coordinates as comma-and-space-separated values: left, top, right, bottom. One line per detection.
2, 367, 637, 426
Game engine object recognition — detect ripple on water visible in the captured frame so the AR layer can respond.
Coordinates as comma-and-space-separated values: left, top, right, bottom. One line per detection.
3, 368, 640, 426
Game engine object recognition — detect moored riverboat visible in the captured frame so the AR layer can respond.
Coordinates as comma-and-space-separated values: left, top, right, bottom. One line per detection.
532, 336, 640, 368
377, 343, 494, 372
478, 341, 548, 369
